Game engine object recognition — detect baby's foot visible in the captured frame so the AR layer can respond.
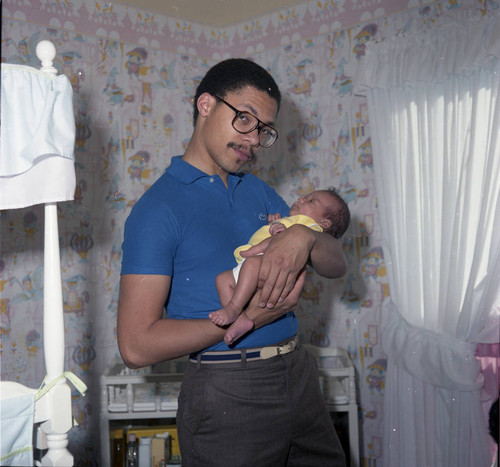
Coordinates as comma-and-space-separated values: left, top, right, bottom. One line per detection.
224, 313, 254, 345
209, 309, 232, 326
209, 304, 240, 327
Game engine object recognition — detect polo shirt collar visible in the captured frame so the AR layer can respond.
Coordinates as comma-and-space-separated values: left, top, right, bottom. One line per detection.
168, 155, 243, 187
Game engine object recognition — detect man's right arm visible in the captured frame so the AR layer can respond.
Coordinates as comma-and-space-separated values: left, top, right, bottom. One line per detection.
117, 273, 303, 368
117, 274, 226, 368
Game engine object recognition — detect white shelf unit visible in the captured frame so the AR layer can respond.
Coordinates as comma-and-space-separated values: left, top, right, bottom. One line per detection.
304, 345, 360, 467
100, 347, 359, 466
100, 356, 188, 466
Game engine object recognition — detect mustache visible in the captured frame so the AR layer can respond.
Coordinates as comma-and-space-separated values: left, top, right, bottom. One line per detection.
228, 142, 256, 161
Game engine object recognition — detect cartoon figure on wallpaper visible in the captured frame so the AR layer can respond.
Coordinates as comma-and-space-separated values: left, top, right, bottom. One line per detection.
310, 325, 330, 347
337, 124, 351, 157
162, 113, 174, 138
9, 266, 44, 304
341, 273, 362, 312
104, 245, 122, 322
103, 67, 133, 106
25, 329, 41, 355
332, 57, 352, 96
60, 50, 84, 91
339, 165, 357, 203
70, 219, 94, 262
301, 269, 323, 305
181, 74, 203, 105
0, 322, 11, 342
105, 174, 126, 211
22, 210, 40, 237
75, 98, 92, 151
287, 59, 315, 96
302, 109, 323, 149
210, 188, 351, 345
359, 137, 374, 171
63, 274, 89, 316
286, 129, 299, 154
118, 58, 348, 466
361, 247, 386, 282
153, 62, 177, 89
366, 358, 387, 394
353, 23, 377, 59
98, 40, 120, 70
140, 81, 153, 116
329, 30, 347, 57
72, 325, 96, 373
128, 150, 152, 181
126, 47, 149, 78
290, 163, 319, 197
4, 32, 40, 66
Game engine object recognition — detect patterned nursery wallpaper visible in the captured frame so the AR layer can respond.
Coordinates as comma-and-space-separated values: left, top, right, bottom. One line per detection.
1, 0, 492, 464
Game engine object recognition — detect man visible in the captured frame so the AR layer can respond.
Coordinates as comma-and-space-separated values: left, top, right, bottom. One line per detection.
118, 58, 347, 466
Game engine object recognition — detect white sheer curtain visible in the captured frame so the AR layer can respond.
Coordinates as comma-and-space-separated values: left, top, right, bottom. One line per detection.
355, 11, 500, 467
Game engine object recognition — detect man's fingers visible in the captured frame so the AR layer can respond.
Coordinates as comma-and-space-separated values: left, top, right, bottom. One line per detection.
240, 238, 270, 258
264, 270, 292, 308
258, 270, 277, 307
260, 266, 302, 308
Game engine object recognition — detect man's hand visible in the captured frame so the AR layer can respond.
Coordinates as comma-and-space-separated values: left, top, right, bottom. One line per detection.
244, 268, 306, 328
241, 224, 314, 308
241, 223, 347, 309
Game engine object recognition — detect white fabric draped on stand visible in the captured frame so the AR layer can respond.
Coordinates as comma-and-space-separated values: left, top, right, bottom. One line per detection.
0, 63, 76, 209
355, 11, 500, 467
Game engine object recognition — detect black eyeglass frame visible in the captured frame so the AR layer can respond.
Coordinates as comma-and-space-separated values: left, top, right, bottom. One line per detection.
214, 95, 278, 148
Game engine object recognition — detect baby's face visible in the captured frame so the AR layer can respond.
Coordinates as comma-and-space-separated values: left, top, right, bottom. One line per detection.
289, 191, 336, 221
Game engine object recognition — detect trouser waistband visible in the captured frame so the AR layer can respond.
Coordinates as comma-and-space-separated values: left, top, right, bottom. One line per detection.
190, 335, 298, 365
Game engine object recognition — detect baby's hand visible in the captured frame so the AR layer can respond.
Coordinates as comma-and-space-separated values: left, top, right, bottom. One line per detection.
269, 222, 286, 236
267, 213, 282, 223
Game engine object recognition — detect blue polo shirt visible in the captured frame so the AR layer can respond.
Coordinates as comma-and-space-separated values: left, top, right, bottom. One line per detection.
121, 156, 298, 350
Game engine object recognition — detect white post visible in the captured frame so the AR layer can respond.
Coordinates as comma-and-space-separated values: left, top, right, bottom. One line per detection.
43, 202, 65, 382
36, 40, 74, 467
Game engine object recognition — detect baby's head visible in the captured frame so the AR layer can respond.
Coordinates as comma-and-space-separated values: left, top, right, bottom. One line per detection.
289, 188, 350, 238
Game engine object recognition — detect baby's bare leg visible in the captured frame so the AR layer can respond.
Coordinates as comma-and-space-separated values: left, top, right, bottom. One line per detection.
224, 312, 254, 345
215, 270, 236, 307
209, 256, 262, 327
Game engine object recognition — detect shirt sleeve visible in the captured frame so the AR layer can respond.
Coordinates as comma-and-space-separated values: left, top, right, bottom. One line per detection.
258, 176, 290, 217
121, 194, 179, 276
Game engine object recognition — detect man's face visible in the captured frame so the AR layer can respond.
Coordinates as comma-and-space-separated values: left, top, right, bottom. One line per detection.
202, 87, 279, 175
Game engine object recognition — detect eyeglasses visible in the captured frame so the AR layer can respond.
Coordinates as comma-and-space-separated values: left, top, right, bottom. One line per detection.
214, 95, 278, 148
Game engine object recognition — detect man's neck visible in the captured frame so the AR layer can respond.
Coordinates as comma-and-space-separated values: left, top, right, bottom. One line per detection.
182, 143, 229, 187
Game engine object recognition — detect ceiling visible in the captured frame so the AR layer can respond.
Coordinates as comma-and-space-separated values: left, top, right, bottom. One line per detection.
113, 0, 306, 27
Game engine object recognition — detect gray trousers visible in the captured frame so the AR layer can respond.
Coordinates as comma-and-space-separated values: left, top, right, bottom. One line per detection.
177, 344, 346, 466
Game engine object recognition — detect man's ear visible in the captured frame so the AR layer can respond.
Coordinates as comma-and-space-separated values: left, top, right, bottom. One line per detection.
197, 92, 214, 119
319, 217, 332, 232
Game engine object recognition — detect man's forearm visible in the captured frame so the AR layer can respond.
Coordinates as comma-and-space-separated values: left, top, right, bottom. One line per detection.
119, 316, 226, 368
309, 230, 347, 278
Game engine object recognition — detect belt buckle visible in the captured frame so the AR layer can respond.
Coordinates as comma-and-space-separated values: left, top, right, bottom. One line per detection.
276, 343, 287, 355
260, 338, 296, 360
279, 338, 296, 355
259, 346, 278, 360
